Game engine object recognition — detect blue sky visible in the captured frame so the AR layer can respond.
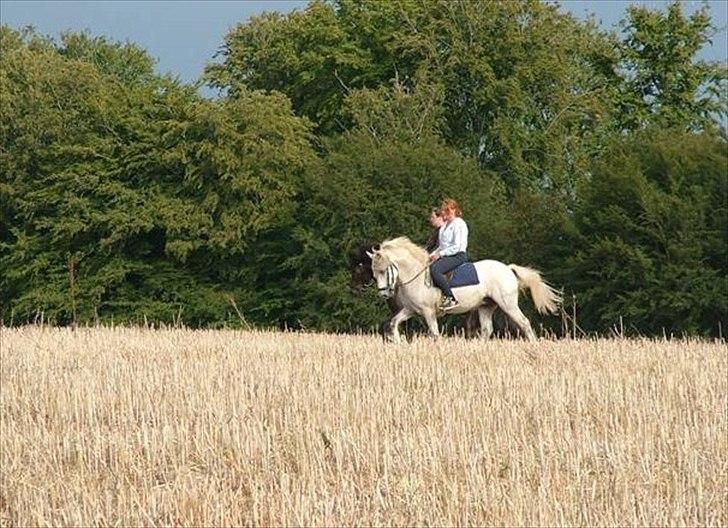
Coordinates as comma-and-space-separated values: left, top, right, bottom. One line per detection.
1, 0, 726, 87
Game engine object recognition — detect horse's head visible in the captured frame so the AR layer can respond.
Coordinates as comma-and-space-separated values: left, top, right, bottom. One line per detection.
368, 248, 398, 298
349, 242, 379, 292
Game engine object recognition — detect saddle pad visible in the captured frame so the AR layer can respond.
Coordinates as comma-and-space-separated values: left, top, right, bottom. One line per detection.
448, 262, 479, 288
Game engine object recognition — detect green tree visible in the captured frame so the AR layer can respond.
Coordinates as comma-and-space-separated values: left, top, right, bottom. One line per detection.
614, 1, 727, 131
567, 130, 727, 336
207, 0, 617, 198
1, 28, 317, 326
205, 1, 373, 136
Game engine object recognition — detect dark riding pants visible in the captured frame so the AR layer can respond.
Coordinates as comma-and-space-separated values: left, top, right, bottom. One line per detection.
430, 252, 468, 299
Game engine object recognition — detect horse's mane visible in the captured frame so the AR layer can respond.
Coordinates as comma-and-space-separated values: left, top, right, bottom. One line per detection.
380, 236, 429, 265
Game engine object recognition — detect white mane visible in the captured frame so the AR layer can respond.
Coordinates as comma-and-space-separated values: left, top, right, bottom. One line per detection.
379, 237, 429, 265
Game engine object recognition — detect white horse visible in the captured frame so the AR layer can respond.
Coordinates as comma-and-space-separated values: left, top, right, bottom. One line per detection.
368, 237, 561, 342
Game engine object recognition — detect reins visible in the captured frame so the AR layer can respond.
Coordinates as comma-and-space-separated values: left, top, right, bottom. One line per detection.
399, 263, 430, 286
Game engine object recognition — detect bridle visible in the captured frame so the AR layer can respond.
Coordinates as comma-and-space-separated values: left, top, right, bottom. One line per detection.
377, 263, 399, 296
377, 261, 430, 296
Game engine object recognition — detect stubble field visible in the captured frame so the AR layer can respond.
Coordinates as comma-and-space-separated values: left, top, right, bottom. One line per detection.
1, 326, 726, 526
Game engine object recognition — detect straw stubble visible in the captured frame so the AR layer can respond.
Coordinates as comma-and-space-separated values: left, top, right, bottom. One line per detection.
1, 327, 726, 526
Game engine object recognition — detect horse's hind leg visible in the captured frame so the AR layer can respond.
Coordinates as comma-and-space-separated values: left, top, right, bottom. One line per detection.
464, 311, 480, 338
498, 293, 537, 341
477, 303, 497, 339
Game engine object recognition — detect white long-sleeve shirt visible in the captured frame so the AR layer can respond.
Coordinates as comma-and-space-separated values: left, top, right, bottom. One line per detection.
436, 217, 468, 256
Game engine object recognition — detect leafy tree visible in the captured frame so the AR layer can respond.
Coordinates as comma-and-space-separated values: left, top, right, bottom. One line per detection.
614, 1, 727, 131
0, 28, 317, 326
207, 0, 618, 198
567, 130, 727, 336
205, 1, 372, 136
59, 31, 157, 86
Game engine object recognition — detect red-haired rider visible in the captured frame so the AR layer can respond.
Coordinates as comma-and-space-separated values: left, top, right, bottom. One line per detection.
429, 198, 469, 310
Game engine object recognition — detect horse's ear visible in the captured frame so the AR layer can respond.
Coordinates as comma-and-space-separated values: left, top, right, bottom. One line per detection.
366, 250, 374, 258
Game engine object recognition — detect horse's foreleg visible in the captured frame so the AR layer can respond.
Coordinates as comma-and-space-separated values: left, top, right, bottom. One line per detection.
423, 310, 440, 338
389, 308, 413, 343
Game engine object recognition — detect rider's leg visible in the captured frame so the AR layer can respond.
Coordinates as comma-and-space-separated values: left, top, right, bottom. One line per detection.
429, 253, 467, 300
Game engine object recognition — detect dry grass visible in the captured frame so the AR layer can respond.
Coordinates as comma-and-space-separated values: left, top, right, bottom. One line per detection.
1, 326, 726, 527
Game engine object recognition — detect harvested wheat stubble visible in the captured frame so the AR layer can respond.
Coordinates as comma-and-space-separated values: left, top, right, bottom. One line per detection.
0, 326, 726, 527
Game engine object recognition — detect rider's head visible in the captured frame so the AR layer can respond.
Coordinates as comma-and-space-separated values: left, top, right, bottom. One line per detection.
440, 198, 462, 221
429, 207, 444, 228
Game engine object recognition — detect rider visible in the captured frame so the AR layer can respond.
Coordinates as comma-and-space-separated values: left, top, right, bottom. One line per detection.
425, 207, 444, 253
429, 198, 469, 310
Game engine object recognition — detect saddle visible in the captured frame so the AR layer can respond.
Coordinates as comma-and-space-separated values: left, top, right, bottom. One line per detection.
444, 262, 479, 288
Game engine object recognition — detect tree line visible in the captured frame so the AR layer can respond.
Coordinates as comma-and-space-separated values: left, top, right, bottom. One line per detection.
1, 0, 726, 336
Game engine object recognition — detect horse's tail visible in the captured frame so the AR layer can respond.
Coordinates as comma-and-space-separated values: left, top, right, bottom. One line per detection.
507, 264, 562, 315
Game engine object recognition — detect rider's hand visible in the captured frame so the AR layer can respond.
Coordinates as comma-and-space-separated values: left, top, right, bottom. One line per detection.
429, 251, 440, 262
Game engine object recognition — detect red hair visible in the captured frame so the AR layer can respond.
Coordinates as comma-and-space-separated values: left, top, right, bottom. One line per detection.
440, 198, 462, 217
